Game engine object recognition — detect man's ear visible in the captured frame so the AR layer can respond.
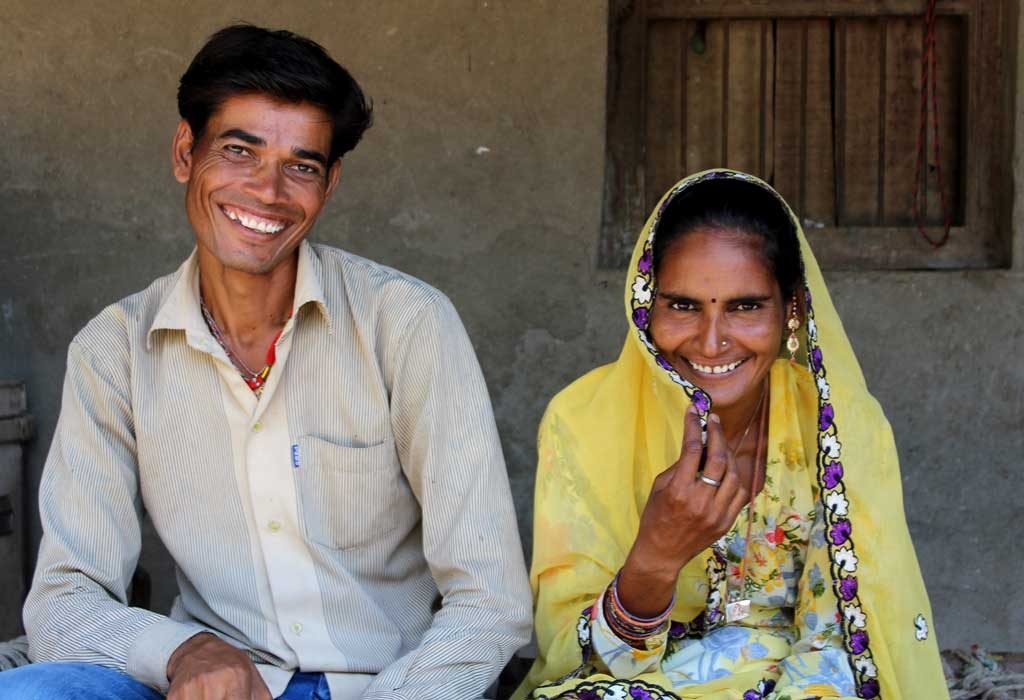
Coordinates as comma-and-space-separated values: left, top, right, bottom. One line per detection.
324, 159, 342, 200
171, 119, 195, 184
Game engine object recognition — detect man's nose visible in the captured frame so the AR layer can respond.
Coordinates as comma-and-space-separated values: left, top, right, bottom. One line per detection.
244, 161, 285, 204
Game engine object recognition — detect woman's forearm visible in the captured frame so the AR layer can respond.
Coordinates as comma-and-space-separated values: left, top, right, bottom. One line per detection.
616, 544, 686, 618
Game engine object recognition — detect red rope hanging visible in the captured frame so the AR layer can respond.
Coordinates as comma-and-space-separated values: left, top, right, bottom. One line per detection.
912, 0, 953, 248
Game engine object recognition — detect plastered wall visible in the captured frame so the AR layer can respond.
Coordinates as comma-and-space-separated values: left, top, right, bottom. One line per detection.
1, 0, 1021, 650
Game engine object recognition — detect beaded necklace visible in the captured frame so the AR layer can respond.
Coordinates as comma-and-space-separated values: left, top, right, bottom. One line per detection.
199, 293, 290, 396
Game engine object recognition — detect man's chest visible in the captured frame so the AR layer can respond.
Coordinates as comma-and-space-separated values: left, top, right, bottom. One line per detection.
130, 327, 419, 559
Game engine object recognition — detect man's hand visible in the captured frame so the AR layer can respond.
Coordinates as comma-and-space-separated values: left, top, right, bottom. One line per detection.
166, 632, 272, 700
617, 405, 749, 617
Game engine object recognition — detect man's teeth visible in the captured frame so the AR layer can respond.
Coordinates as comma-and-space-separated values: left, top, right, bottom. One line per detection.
689, 359, 745, 374
223, 207, 286, 234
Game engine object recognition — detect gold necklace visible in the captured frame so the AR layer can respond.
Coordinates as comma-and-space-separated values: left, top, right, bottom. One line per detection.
731, 383, 766, 454
724, 383, 769, 624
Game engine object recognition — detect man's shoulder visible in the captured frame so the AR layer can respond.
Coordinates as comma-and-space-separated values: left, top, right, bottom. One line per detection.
72, 267, 182, 355
311, 243, 449, 313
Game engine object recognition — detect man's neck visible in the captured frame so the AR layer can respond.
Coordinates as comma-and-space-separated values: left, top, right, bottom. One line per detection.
197, 251, 297, 358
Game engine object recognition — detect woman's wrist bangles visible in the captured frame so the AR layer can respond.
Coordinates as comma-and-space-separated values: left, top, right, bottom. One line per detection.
603, 571, 674, 646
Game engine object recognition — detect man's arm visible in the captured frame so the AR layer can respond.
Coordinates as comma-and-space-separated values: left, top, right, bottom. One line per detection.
363, 294, 532, 699
23, 339, 204, 691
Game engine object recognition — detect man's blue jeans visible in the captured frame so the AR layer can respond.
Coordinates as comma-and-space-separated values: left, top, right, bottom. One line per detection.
0, 662, 331, 699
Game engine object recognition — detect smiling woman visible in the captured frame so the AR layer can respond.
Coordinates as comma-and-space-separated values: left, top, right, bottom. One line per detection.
515, 170, 947, 700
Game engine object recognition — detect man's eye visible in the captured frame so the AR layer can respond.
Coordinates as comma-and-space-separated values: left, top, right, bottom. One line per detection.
224, 144, 248, 155
291, 163, 321, 176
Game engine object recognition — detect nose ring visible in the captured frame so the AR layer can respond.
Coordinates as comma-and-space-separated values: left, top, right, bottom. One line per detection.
720, 340, 728, 348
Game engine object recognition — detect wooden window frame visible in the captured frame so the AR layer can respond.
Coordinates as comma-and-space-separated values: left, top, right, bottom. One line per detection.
600, 0, 1016, 270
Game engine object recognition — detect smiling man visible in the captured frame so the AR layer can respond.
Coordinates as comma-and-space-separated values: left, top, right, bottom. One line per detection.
0, 25, 531, 700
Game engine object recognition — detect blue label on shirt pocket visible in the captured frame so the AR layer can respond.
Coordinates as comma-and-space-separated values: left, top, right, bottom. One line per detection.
291, 443, 301, 468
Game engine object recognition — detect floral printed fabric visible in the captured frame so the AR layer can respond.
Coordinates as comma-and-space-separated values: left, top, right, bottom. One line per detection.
584, 363, 856, 698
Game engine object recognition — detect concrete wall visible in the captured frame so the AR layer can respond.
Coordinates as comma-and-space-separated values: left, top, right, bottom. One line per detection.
1, 1, 1020, 651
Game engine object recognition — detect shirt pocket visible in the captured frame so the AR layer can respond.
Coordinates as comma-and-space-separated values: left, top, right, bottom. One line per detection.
294, 434, 401, 550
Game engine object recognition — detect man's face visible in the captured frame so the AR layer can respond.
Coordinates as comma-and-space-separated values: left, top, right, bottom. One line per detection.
172, 93, 340, 276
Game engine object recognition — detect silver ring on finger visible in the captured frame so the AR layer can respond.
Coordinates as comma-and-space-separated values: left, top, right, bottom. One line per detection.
699, 474, 722, 488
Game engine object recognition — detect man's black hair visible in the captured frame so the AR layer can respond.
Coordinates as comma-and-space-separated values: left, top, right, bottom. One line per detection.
653, 178, 805, 302
178, 24, 372, 165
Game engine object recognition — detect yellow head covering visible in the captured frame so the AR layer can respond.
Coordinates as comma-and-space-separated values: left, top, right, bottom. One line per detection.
518, 170, 946, 699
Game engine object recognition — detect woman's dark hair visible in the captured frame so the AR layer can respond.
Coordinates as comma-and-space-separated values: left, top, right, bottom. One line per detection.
652, 178, 805, 301
177, 24, 373, 165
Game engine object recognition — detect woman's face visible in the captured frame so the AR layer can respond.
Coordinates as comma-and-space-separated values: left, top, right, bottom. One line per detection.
649, 227, 786, 416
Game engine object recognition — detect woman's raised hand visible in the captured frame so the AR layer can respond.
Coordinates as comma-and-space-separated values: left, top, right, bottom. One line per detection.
616, 404, 749, 618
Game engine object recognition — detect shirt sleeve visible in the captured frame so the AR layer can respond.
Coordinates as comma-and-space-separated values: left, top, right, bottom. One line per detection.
772, 509, 858, 699
589, 584, 668, 678
362, 295, 532, 700
23, 340, 204, 692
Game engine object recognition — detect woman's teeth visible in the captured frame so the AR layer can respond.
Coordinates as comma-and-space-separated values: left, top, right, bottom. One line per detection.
688, 358, 746, 375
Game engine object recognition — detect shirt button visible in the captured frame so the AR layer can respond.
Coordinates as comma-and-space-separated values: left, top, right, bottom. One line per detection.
268, 520, 281, 533
252, 422, 262, 432
291, 622, 303, 635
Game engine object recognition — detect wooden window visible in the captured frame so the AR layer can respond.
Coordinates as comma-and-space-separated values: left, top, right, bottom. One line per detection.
601, 0, 1015, 269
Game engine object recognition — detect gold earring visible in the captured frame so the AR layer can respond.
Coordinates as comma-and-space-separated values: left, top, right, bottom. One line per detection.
786, 297, 800, 362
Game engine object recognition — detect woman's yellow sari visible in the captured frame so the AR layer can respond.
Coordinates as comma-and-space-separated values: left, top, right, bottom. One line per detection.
516, 171, 947, 699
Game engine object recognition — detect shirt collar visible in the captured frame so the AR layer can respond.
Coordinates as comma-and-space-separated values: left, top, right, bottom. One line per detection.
292, 240, 331, 331
147, 241, 331, 349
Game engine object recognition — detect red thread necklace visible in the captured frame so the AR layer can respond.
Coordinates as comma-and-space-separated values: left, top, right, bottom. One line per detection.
200, 293, 290, 395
